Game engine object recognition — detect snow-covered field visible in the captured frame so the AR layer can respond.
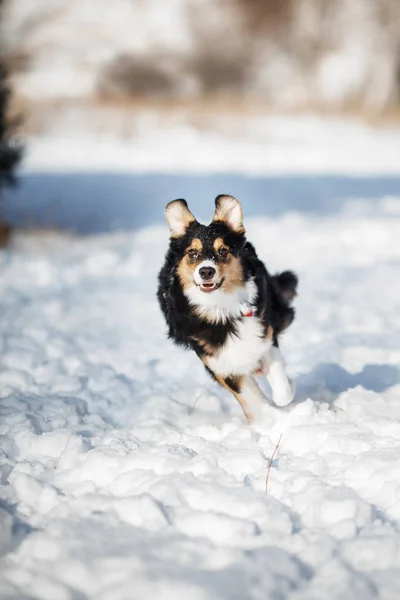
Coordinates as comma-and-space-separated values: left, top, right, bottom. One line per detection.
2, 0, 400, 595
5, 114, 400, 235
1, 191, 400, 598
21, 115, 400, 175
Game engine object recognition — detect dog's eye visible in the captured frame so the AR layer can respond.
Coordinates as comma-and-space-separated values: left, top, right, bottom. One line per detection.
188, 249, 199, 259
218, 247, 229, 258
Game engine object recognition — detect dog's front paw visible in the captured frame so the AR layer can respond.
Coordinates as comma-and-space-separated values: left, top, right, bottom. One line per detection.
272, 378, 296, 407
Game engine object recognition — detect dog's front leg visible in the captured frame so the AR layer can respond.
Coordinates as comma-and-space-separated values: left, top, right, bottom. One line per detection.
212, 372, 267, 422
262, 344, 295, 407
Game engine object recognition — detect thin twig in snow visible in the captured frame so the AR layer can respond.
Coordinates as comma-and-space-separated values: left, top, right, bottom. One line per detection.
187, 383, 216, 415
266, 434, 283, 494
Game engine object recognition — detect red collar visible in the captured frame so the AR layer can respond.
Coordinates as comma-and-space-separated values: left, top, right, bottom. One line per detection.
240, 305, 254, 318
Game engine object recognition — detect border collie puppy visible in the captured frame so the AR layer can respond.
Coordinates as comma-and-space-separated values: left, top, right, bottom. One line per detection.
157, 195, 298, 421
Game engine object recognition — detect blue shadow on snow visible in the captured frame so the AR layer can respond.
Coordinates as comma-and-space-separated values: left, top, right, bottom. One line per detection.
3, 172, 400, 234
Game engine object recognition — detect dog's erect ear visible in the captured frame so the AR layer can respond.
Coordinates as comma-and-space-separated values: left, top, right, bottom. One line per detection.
165, 199, 197, 238
212, 195, 245, 234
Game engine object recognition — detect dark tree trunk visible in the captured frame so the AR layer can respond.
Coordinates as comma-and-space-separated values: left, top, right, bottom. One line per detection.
0, 62, 22, 193
0, 58, 23, 245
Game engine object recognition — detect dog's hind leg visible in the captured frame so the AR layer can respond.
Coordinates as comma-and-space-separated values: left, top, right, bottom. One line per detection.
262, 344, 295, 407
214, 373, 267, 422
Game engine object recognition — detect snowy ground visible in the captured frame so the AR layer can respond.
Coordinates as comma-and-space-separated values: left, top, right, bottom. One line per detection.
4, 114, 400, 233
20, 115, 400, 175
1, 193, 400, 599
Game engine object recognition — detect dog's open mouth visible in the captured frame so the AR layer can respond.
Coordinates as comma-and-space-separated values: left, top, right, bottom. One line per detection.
199, 282, 217, 293
198, 278, 224, 293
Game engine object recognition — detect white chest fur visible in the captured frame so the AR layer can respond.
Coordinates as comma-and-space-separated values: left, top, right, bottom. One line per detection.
185, 276, 270, 377
207, 316, 271, 377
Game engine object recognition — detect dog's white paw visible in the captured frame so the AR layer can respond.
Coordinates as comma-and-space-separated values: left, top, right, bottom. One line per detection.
272, 378, 296, 407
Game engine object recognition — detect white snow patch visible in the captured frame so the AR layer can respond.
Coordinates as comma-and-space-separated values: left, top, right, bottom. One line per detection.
0, 200, 400, 598
22, 115, 400, 175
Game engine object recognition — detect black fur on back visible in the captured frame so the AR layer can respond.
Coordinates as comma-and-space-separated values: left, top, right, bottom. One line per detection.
157, 219, 298, 355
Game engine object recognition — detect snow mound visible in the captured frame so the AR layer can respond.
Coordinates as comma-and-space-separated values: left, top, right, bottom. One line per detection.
1, 200, 400, 598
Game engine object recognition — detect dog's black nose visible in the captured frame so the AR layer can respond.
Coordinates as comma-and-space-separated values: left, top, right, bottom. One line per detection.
199, 266, 216, 280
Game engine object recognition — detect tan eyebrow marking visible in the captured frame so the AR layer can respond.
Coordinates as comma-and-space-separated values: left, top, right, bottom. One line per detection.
188, 238, 203, 252
213, 237, 229, 252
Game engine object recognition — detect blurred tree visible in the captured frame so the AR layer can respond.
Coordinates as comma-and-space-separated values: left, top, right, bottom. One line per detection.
0, 63, 22, 192
0, 0, 22, 192
0, 61, 23, 245
235, 0, 294, 36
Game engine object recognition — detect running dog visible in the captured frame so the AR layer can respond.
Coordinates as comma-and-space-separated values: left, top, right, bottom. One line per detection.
157, 195, 297, 421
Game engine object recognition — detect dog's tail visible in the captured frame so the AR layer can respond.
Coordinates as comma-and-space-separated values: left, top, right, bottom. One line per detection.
272, 271, 298, 304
